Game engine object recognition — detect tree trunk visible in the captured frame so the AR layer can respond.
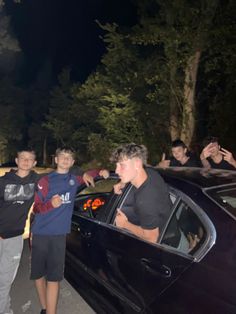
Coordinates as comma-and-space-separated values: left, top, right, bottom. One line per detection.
169, 65, 181, 140
181, 49, 201, 146
169, 99, 180, 140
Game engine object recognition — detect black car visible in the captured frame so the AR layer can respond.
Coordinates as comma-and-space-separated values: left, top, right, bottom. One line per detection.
65, 167, 236, 314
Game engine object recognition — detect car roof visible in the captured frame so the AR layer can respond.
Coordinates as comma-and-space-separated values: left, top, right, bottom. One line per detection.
155, 167, 236, 189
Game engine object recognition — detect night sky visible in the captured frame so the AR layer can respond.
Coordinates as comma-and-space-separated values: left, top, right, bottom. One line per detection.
5, 0, 137, 84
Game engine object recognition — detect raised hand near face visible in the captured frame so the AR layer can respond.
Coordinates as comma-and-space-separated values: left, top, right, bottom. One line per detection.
220, 148, 236, 168
200, 143, 215, 160
158, 153, 170, 168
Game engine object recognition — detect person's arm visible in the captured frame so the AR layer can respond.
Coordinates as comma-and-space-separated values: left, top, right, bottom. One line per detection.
200, 144, 212, 168
220, 148, 236, 168
115, 209, 159, 243
33, 177, 61, 213
77, 169, 110, 187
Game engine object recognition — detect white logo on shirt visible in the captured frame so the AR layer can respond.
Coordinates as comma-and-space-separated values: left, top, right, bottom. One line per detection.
38, 184, 43, 190
61, 192, 71, 204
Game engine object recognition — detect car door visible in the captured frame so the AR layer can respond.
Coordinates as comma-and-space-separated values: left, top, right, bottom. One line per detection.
65, 176, 120, 285
67, 182, 197, 313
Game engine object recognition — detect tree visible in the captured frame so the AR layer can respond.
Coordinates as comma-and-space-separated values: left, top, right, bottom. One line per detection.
129, 0, 224, 146
0, 5, 20, 54
44, 67, 78, 158
0, 77, 26, 162
46, 0, 236, 165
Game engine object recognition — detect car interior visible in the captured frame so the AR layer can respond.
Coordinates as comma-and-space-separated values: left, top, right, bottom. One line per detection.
161, 200, 207, 255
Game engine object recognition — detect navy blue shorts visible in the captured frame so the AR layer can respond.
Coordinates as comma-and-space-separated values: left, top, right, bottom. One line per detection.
30, 234, 66, 281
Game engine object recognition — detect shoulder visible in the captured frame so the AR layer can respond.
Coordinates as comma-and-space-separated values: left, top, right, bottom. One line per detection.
170, 158, 180, 166
37, 174, 50, 188
136, 168, 168, 198
186, 155, 201, 167
146, 167, 166, 184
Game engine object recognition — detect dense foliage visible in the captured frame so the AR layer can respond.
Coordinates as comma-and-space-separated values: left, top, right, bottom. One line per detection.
0, 0, 235, 166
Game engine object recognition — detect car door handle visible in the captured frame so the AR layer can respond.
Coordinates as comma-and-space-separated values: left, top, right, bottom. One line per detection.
80, 231, 92, 238
141, 258, 171, 278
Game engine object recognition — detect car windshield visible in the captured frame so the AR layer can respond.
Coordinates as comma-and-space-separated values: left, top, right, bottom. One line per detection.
205, 185, 236, 219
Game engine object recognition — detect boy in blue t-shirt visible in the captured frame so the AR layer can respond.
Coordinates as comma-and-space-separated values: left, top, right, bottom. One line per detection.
30, 147, 103, 314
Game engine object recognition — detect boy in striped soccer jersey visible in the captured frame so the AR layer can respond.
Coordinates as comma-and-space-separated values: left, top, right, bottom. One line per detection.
30, 147, 103, 314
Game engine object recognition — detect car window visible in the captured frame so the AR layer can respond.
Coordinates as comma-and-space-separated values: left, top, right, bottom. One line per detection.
78, 178, 119, 195
74, 178, 119, 220
205, 186, 236, 219
161, 200, 207, 255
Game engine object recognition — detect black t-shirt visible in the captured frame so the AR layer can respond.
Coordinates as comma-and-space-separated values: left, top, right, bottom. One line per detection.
207, 158, 236, 170
170, 155, 201, 167
121, 168, 172, 232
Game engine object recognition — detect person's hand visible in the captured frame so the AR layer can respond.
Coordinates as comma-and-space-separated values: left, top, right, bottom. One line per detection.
187, 232, 200, 250
200, 143, 215, 160
158, 153, 170, 168
99, 169, 110, 179
83, 173, 95, 187
220, 148, 236, 167
51, 194, 62, 208
29, 233, 33, 249
113, 181, 125, 194
115, 209, 128, 228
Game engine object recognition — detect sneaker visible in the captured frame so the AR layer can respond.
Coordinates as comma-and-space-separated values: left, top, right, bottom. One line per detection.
40, 310, 46, 314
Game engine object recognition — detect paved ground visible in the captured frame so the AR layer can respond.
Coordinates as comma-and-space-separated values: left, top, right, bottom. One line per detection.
11, 240, 95, 314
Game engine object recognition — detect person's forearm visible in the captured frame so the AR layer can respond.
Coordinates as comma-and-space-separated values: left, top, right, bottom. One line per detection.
229, 158, 236, 168
123, 221, 158, 243
33, 193, 53, 213
200, 156, 211, 168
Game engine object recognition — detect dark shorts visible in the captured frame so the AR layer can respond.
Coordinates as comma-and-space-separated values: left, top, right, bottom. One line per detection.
30, 234, 66, 282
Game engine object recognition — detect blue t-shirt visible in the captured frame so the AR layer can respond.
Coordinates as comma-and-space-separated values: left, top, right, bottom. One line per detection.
32, 172, 80, 235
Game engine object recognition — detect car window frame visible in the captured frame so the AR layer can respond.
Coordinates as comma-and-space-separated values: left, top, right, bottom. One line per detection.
160, 186, 216, 262
106, 183, 216, 262
73, 175, 120, 222
203, 183, 236, 221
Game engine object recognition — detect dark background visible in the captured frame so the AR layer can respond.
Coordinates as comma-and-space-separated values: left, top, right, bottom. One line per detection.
5, 0, 137, 84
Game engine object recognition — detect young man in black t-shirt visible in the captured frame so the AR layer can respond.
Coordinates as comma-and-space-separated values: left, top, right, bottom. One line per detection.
158, 139, 201, 168
200, 137, 236, 170
111, 143, 172, 243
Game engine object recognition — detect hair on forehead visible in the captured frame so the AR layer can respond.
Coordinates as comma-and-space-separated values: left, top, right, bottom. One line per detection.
110, 143, 148, 164
17, 147, 36, 158
171, 139, 187, 149
55, 146, 76, 158
203, 136, 219, 146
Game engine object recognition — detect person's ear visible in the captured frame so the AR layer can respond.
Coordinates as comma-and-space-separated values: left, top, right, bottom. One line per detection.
15, 157, 18, 166
135, 158, 142, 170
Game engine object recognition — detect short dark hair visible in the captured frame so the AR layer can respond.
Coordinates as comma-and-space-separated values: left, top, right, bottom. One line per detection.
55, 146, 76, 159
171, 139, 187, 149
110, 143, 148, 164
17, 147, 36, 159
203, 136, 219, 147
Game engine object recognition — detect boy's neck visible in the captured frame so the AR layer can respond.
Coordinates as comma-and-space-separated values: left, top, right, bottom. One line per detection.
16, 169, 31, 178
56, 168, 70, 174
